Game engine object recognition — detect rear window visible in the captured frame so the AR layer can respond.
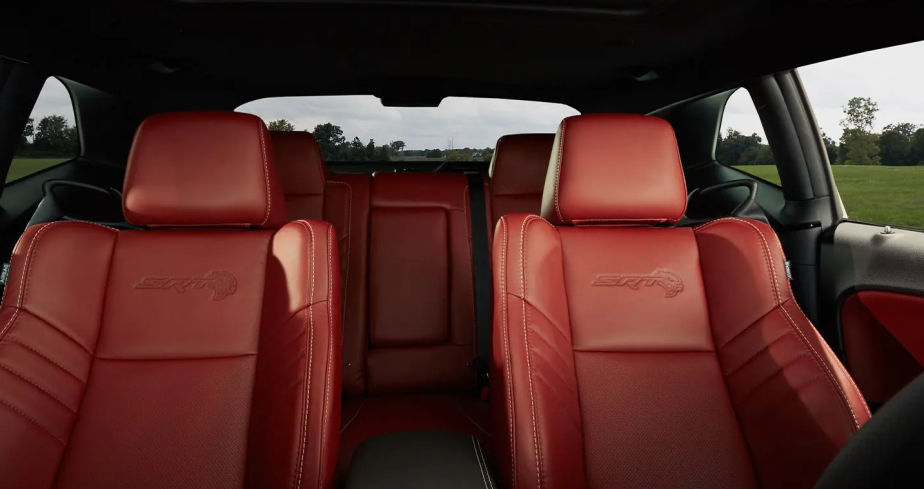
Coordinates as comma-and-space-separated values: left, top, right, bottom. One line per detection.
236, 96, 577, 164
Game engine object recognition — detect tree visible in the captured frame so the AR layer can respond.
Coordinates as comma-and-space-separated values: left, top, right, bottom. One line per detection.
267, 119, 295, 132
821, 131, 838, 164
481, 147, 495, 162
879, 126, 913, 166
716, 128, 764, 165
883, 122, 916, 137
740, 145, 775, 166
425, 149, 443, 159
375, 145, 391, 161
349, 137, 366, 161
365, 139, 377, 161
34, 115, 71, 153
840, 97, 878, 133
21, 117, 34, 147
312, 123, 346, 161
908, 128, 924, 166
839, 128, 880, 165
389, 141, 405, 155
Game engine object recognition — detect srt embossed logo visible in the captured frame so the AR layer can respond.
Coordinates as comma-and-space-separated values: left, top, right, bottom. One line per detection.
592, 268, 684, 298
134, 271, 237, 300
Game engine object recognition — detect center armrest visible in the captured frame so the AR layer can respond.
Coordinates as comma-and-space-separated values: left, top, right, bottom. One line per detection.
345, 430, 496, 489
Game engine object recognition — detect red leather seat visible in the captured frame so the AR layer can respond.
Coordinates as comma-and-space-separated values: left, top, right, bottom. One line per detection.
0, 112, 341, 489
488, 133, 555, 226
270, 131, 372, 396
491, 114, 871, 489
268, 134, 491, 472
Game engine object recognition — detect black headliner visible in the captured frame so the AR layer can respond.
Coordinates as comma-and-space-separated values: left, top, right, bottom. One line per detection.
3, 0, 923, 114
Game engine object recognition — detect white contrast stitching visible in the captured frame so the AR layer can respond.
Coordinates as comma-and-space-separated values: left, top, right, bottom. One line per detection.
317, 223, 334, 488
340, 399, 366, 433
696, 217, 860, 431
258, 123, 272, 226
520, 215, 542, 489
472, 436, 490, 489
476, 437, 496, 489
294, 220, 316, 489
498, 216, 516, 489
553, 121, 566, 223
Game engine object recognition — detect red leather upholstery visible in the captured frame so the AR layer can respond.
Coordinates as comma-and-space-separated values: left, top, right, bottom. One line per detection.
270, 132, 372, 396
489, 133, 554, 226
269, 133, 491, 470
272, 131, 327, 220
540, 114, 687, 226
367, 173, 477, 394
842, 291, 924, 404
124, 112, 287, 228
493, 114, 870, 489
325, 174, 372, 396
0, 113, 341, 489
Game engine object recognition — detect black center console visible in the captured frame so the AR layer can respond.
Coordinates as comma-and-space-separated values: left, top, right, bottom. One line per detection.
345, 431, 496, 489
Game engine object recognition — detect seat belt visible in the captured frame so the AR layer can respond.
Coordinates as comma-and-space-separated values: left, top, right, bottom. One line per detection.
465, 172, 492, 396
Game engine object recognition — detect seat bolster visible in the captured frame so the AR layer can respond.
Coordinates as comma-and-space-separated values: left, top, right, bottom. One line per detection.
247, 220, 342, 489
695, 217, 871, 488
491, 213, 586, 489
0, 221, 118, 488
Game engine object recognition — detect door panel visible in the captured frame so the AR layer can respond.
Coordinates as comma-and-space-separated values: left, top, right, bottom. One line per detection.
841, 292, 923, 406
823, 221, 924, 407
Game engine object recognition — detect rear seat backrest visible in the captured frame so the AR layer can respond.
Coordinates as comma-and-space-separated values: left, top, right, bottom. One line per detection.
271, 131, 371, 396
367, 173, 477, 394
488, 133, 555, 226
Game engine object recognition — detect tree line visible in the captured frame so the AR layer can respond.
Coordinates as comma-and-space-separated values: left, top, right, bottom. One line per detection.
16, 115, 79, 158
268, 119, 495, 162
719, 96, 924, 166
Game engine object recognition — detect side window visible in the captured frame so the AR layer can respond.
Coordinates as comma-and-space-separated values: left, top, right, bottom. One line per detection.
716, 88, 780, 185
799, 42, 923, 229
10, 77, 78, 183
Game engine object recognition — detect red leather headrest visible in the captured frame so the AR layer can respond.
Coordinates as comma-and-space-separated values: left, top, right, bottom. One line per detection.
488, 133, 555, 197
271, 131, 326, 197
123, 112, 288, 228
540, 114, 687, 226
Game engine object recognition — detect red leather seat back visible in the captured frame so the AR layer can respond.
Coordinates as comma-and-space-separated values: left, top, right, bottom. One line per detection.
271, 131, 371, 396
0, 113, 341, 489
367, 173, 478, 394
492, 114, 870, 489
488, 133, 554, 226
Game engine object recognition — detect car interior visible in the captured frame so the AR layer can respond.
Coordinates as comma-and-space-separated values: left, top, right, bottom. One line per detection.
2, 0, 924, 488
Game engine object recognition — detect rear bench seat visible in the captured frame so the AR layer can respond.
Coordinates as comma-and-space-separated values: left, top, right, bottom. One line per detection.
271, 133, 492, 473
271, 131, 555, 475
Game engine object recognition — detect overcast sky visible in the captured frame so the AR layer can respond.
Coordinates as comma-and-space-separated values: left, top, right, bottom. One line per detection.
32, 40, 924, 149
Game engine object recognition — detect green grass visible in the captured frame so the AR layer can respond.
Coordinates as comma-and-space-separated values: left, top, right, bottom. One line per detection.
735, 165, 924, 229
8, 158, 69, 183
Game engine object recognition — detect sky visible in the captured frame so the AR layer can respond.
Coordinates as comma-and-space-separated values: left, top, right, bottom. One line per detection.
30, 39, 924, 149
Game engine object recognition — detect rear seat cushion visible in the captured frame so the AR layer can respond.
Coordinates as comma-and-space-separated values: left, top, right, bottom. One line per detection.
338, 395, 491, 477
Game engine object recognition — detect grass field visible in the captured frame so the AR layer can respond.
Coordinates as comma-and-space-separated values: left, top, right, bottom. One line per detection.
735, 165, 924, 229
8, 158, 68, 183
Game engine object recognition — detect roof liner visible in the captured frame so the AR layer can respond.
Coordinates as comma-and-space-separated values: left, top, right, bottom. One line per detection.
3, 0, 921, 115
